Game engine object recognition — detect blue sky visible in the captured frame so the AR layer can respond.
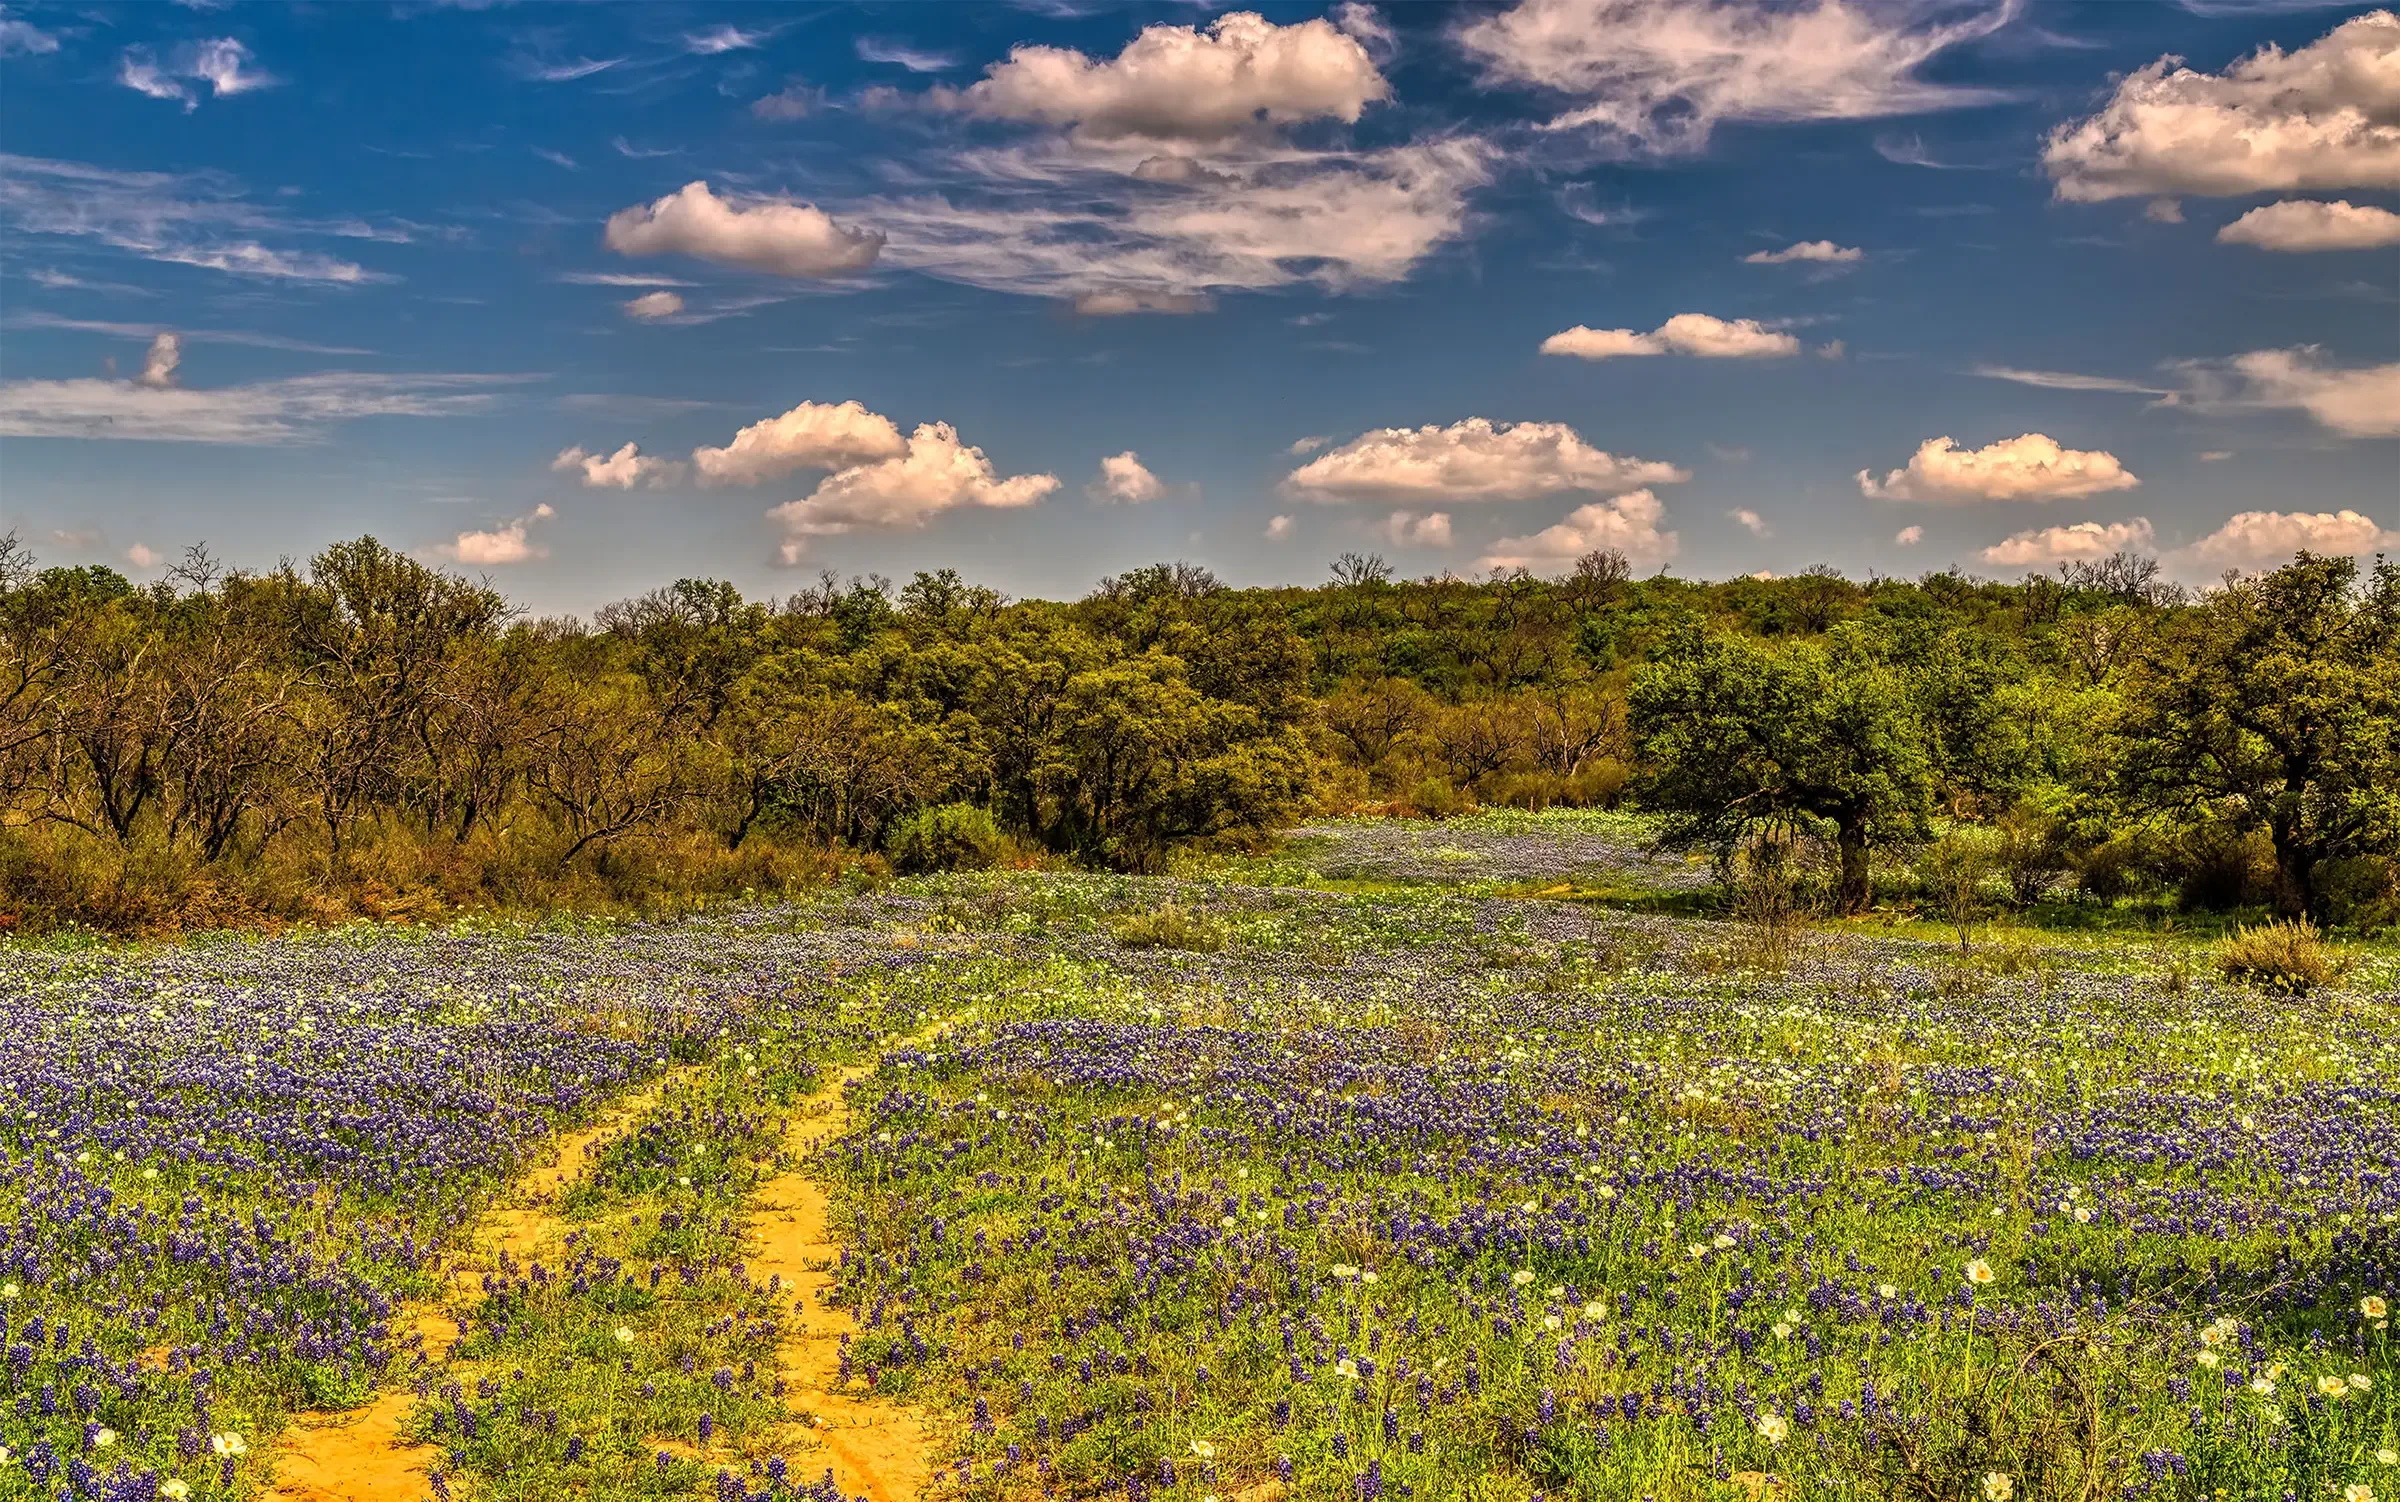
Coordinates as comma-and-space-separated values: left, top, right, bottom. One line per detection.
2, 0, 2394, 613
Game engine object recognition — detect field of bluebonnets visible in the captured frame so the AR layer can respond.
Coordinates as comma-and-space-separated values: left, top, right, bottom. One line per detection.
2, 811, 2395, 1502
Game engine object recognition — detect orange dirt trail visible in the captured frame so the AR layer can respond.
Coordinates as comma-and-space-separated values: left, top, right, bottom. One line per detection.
748, 1061, 931, 1502
267, 1070, 687, 1502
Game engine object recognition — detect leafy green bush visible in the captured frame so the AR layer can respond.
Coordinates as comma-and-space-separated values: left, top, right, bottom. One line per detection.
2175, 822, 2280, 912
2317, 855, 2399, 933
887, 802, 1006, 875
1993, 805, 2068, 907
2072, 831, 2163, 903
2215, 918, 2346, 995
1109, 900, 1226, 951
1404, 775, 1474, 819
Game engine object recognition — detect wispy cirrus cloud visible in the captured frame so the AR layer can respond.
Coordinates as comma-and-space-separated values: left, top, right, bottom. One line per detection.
860, 137, 1489, 309
24, 268, 156, 297
857, 37, 959, 73
118, 38, 276, 110
1457, 0, 2014, 155
0, 6, 59, 56
555, 270, 698, 288
1969, 364, 2173, 395
0, 366, 528, 443
823, 11, 1480, 316
5, 312, 375, 356
509, 53, 623, 83
685, 23, 772, 56
0, 153, 396, 285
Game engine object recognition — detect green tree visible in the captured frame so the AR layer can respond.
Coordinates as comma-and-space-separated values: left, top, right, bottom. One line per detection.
2107, 553, 2398, 920
1632, 623, 1938, 912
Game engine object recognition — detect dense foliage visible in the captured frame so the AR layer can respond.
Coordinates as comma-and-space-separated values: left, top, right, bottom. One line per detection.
1, 537, 2392, 932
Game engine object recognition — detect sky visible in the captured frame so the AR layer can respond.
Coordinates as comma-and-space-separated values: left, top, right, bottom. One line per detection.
1, 0, 2395, 615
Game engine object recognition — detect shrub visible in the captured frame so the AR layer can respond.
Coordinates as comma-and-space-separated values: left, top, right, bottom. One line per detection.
2317, 855, 2399, 933
1402, 775, 1474, 819
1993, 805, 2068, 908
886, 802, 1006, 875
2215, 918, 2346, 996
1724, 837, 1819, 975
2072, 832, 2163, 903
1109, 900, 1226, 952
2174, 823, 2279, 912
1564, 756, 1632, 808
1914, 830, 1995, 952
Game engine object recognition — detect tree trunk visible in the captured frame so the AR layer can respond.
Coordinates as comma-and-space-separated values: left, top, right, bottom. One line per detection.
2267, 815, 2313, 921
1837, 817, 1871, 915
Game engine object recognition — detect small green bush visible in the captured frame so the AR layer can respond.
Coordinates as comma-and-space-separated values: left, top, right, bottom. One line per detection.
1404, 776, 1474, 819
1110, 900, 1226, 952
2317, 855, 2399, 933
2215, 918, 2346, 996
887, 802, 1006, 875
2174, 823, 2279, 912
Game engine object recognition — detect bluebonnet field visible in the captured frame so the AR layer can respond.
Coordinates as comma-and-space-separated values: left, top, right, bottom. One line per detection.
2, 814, 2395, 1500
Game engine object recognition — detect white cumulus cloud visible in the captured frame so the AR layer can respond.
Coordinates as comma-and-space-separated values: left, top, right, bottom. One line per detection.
1285, 417, 1688, 503
622, 290, 685, 321
2176, 347, 2400, 437
124, 542, 161, 570
2180, 508, 2399, 567
692, 399, 908, 485
1730, 507, 1770, 536
768, 422, 1059, 562
1457, 0, 2009, 155
2217, 198, 2400, 252
932, 11, 1389, 143
751, 81, 820, 121
135, 332, 182, 390
1894, 525, 1924, 546
1092, 451, 1165, 503
1265, 514, 1295, 539
1382, 510, 1453, 547
1743, 239, 1863, 264
2044, 11, 2400, 201
552, 442, 684, 489
604, 181, 883, 278
1980, 518, 2156, 567
0, 9, 60, 57
1541, 312, 1801, 360
440, 504, 554, 567
1858, 434, 2142, 504
1479, 489, 1678, 570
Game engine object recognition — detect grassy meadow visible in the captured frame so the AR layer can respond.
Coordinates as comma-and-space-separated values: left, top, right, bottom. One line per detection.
1, 812, 2393, 1501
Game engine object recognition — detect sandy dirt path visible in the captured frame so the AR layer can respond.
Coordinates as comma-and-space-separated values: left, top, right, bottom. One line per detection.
267, 1069, 691, 1502
747, 1060, 932, 1502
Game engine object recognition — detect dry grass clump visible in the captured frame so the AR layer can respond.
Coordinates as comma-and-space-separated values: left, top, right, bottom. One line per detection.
2215, 917, 2347, 996
1110, 900, 1227, 952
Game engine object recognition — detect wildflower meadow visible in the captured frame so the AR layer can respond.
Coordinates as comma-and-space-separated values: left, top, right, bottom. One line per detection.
1, 815, 2393, 1501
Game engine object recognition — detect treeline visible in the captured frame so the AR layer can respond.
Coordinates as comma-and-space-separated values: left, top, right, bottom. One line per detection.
0, 535, 2391, 933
